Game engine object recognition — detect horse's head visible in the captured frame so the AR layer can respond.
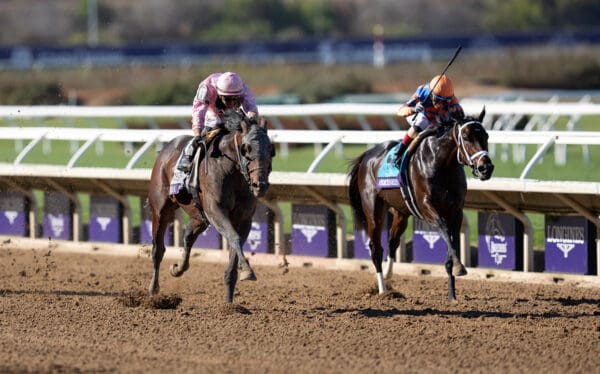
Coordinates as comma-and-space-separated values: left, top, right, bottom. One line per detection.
454, 107, 494, 180
229, 112, 275, 197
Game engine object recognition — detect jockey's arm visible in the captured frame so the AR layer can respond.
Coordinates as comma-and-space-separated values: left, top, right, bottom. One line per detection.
397, 89, 424, 118
241, 84, 259, 120
397, 105, 414, 117
192, 100, 208, 137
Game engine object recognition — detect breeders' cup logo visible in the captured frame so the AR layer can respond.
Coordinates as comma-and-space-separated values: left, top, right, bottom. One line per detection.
547, 223, 584, 259
485, 214, 508, 265
415, 229, 440, 249
247, 222, 262, 251
556, 243, 575, 258
96, 217, 112, 231
4, 211, 18, 225
48, 214, 65, 237
293, 224, 324, 243
422, 233, 440, 249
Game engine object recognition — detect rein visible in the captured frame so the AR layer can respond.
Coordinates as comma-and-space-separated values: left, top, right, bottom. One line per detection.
233, 128, 267, 185
233, 132, 251, 183
454, 121, 489, 176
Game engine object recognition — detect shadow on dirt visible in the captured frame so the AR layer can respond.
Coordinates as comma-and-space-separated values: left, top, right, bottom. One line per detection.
330, 306, 596, 319
117, 290, 182, 309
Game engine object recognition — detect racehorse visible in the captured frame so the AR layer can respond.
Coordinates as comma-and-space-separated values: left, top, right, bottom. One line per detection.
348, 108, 494, 301
147, 109, 275, 303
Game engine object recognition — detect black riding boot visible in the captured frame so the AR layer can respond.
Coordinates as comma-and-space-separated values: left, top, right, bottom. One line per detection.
394, 142, 408, 168
176, 138, 200, 172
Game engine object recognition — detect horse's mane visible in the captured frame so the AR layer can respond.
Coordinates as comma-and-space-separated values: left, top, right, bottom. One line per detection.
433, 115, 482, 138
222, 109, 256, 133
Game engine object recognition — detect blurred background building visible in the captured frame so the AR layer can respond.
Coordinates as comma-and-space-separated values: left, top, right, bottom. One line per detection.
0, 0, 598, 105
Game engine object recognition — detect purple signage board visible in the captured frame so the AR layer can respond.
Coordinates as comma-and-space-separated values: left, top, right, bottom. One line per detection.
545, 216, 596, 275
291, 204, 336, 257
412, 218, 447, 264
243, 204, 273, 254
89, 195, 122, 243
43, 191, 72, 241
0, 192, 29, 236
354, 214, 390, 260
139, 202, 172, 246
477, 212, 523, 270
193, 226, 222, 250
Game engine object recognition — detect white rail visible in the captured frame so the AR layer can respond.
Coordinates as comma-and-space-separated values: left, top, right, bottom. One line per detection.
0, 127, 599, 178
1, 101, 600, 118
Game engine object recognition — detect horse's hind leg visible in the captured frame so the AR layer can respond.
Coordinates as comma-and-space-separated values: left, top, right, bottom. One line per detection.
148, 199, 176, 294
384, 210, 409, 280
366, 200, 387, 294
170, 217, 207, 277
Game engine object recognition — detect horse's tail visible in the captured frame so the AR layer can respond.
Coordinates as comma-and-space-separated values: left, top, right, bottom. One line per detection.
348, 153, 367, 230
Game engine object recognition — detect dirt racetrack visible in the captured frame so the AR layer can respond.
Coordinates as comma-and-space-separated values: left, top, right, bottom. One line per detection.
1, 245, 599, 374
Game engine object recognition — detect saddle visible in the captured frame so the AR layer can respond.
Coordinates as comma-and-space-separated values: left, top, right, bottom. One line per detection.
170, 128, 222, 205
376, 126, 439, 220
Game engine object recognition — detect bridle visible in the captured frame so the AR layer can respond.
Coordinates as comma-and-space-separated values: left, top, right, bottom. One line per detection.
454, 121, 489, 176
233, 126, 270, 185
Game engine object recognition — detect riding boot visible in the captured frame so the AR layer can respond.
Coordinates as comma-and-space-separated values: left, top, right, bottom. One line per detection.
394, 142, 409, 168
176, 138, 199, 172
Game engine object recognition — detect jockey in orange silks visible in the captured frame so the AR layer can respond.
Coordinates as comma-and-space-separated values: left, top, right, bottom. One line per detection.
394, 74, 464, 167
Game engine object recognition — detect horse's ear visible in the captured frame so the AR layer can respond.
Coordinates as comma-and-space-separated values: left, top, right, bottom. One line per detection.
240, 120, 248, 134
259, 117, 268, 132
479, 106, 486, 123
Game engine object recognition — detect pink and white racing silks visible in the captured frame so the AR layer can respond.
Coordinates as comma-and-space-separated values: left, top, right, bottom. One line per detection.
191, 73, 258, 132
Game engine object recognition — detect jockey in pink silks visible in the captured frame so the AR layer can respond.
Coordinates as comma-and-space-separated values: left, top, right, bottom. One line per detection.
176, 72, 258, 172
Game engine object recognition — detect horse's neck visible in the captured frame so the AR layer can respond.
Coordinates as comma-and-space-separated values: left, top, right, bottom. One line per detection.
419, 126, 459, 169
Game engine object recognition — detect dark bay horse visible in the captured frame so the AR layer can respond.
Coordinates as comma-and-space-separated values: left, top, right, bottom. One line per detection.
349, 108, 494, 301
148, 110, 275, 303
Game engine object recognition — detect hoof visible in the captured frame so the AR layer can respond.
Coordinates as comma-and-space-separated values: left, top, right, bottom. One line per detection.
453, 263, 467, 277
239, 268, 257, 281
169, 263, 186, 277
149, 284, 159, 295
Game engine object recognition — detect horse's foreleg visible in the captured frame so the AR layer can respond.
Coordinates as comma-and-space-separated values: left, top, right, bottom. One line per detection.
234, 219, 255, 281
224, 247, 239, 303
170, 218, 206, 277
436, 216, 466, 301
149, 214, 167, 295
444, 257, 457, 301
208, 211, 256, 282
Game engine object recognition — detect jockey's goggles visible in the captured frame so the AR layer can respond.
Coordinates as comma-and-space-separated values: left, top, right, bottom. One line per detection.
432, 93, 452, 102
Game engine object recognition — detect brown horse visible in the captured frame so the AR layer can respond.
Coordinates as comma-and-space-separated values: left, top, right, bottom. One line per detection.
349, 108, 494, 301
147, 109, 275, 303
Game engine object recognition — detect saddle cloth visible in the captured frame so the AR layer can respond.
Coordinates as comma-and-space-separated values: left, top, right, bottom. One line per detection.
376, 144, 403, 189
376, 142, 423, 219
